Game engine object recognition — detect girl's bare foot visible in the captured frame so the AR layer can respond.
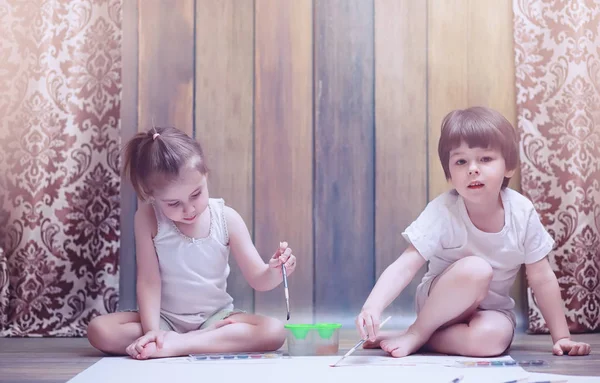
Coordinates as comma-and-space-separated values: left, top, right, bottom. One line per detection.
137, 341, 158, 359
135, 331, 181, 359
138, 319, 234, 359
380, 329, 428, 357
362, 330, 407, 349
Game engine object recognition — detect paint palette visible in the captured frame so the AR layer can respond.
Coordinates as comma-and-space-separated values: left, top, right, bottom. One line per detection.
189, 351, 284, 361
456, 359, 548, 367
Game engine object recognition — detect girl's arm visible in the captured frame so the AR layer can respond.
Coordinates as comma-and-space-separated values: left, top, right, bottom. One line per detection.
357, 244, 426, 339
525, 258, 590, 355
225, 206, 290, 291
134, 204, 162, 333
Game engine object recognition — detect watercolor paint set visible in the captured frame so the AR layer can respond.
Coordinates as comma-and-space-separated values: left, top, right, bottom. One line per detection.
189, 351, 284, 361
456, 359, 548, 367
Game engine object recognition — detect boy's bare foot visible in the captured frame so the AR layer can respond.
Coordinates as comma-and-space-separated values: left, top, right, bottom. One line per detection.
362, 330, 407, 349
380, 329, 428, 357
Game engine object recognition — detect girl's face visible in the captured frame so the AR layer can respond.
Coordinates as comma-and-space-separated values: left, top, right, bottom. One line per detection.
448, 141, 515, 206
153, 166, 209, 225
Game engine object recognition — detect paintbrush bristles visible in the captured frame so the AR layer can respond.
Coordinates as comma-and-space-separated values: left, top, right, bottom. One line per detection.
330, 316, 392, 367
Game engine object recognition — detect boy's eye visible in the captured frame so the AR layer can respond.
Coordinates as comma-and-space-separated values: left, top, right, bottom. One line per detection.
191, 191, 201, 198
455, 159, 466, 165
168, 201, 180, 207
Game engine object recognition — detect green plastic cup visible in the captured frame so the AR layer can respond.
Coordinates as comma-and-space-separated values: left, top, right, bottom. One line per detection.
284, 323, 342, 356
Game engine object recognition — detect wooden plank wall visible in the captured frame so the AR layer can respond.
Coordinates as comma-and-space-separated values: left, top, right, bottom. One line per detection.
128, 0, 522, 327
314, 0, 375, 323
138, 0, 195, 135
375, 0, 428, 318
254, 0, 314, 323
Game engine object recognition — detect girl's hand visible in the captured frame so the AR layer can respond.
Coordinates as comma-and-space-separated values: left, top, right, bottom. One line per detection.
125, 329, 168, 359
356, 308, 381, 341
268, 241, 297, 275
552, 338, 591, 356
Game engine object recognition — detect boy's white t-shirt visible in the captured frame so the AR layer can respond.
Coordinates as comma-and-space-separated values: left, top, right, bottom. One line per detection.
402, 188, 554, 317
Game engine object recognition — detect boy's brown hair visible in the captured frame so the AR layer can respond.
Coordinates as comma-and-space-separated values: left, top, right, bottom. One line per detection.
438, 106, 519, 188
122, 126, 208, 201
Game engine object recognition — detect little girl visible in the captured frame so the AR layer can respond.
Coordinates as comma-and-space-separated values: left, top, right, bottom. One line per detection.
87, 127, 296, 359
356, 107, 591, 358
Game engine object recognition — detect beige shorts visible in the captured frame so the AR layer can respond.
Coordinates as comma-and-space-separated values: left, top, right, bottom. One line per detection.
415, 276, 516, 352
122, 308, 245, 333
198, 308, 245, 330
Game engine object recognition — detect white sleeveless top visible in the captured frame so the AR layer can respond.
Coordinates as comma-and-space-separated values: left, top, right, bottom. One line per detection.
152, 198, 234, 333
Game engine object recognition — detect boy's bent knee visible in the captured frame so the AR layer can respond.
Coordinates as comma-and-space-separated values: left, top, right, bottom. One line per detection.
455, 256, 493, 285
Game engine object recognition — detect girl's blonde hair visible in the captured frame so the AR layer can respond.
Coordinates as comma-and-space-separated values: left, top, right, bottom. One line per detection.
438, 107, 519, 188
122, 126, 208, 200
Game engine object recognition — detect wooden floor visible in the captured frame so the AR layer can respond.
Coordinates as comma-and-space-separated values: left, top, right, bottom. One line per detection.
0, 332, 599, 382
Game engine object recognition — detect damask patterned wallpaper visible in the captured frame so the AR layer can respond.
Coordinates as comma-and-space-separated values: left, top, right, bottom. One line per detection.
513, 0, 600, 333
0, 0, 597, 337
0, 1, 122, 336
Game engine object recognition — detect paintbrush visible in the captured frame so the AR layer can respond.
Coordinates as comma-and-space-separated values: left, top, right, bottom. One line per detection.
282, 263, 290, 320
278, 242, 290, 320
330, 315, 392, 367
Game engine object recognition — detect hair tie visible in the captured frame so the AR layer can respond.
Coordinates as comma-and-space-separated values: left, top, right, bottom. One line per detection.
152, 133, 160, 140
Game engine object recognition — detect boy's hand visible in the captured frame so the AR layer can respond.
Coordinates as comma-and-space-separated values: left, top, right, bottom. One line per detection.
552, 338, 591, 356
356, 308, 381, 341
268, 241, 296, 275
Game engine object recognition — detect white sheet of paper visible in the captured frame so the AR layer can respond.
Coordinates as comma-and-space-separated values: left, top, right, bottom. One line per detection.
68, 355, 531, 383
526, 372, 600, 382
338, 353, 512, 367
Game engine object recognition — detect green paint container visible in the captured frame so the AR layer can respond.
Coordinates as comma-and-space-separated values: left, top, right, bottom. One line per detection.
284, 323, 342, 356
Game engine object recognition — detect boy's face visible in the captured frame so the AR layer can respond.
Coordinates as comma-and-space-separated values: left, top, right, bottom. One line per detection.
153, 167, 210, 225
448, 141, 515, 205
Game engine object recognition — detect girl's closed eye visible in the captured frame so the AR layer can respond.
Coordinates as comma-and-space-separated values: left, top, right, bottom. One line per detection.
191, 191, 202, 199
168, 201, 180, 207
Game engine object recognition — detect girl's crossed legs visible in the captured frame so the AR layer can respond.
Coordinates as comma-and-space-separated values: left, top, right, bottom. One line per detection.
87, 312, 286, 359
367, 256, 514, 357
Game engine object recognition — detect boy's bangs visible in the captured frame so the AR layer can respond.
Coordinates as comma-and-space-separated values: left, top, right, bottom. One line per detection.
446, 119, 504, 152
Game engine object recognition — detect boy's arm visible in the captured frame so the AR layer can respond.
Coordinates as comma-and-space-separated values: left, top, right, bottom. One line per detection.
525, 258, 570, 343
522, 207, 590, 356
358, 244, 426, 339
225, 206, 287, 291
525, 258, 592, 356
134, 204, 162, 334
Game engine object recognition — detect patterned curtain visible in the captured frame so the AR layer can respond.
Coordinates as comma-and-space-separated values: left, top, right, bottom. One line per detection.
0, 1, 122, 336
513, 0, 600, 333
